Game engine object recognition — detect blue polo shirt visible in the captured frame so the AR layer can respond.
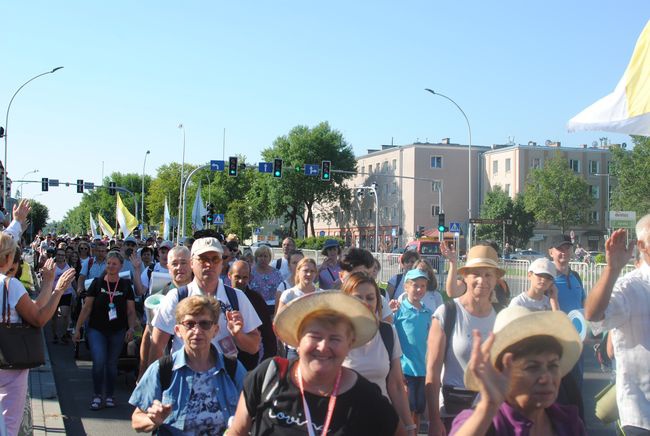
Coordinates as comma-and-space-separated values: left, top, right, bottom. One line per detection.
555, 270, 585, 313
394, 298, 431, 377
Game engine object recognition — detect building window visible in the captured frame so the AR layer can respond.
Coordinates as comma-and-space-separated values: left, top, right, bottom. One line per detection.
375, 163, 380, 173
505, 184, 511, 196
361, 165, 365, 175
431, 205, 441, 216
392, 207, 397, 219
391, 181, 397, 194
531, 158, 541, 169
432, 180, 443, 192
569, 159, 581, 173
589, 160, 600, 175
368, 165, 372, 174
505, 158, 511, 173
492, 160, 499, 175
590, 211, 600, 224
431, 156, 443, 169
590, 185, 600, 199
392, 159, 397, 170
383, 207, 389, 219
382, 161, 388, 172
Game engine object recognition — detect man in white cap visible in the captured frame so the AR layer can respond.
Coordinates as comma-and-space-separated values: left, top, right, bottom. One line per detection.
586, 217, 650, 434
148, 237, 261, 365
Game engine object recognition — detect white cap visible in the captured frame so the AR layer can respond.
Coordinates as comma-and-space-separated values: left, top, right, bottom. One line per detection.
190, 237, 223, 257
528, 258, 557, 277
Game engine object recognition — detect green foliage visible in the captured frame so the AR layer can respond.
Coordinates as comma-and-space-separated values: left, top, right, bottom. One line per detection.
610, 136, 650, 215
260, 122, 356, 237
476, 187, 535, 249
23, 199, 49, 240
523, 152, 594, 233
594, 253, 606, 263
295, 236, 344, 250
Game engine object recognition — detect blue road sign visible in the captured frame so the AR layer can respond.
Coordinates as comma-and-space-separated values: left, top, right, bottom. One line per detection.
449, 222, 461, 233
254, 227, 261, 235
319, 231, 326, 237
49, 179, 59, 187
210, 160, 225, 172
213, 213, 225, 225
258, 162, 273, 173
84, 182, 95, 190
304, 164, 320, 176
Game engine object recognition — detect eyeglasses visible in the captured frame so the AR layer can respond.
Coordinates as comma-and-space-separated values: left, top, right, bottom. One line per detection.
193, 255, 223, 265
180, 320, 215, 330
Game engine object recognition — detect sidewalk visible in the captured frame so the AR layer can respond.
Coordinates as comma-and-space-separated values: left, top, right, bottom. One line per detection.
27, 335, 65, 435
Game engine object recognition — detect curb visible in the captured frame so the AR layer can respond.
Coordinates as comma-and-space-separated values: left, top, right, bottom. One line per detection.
28, 335, 65, 435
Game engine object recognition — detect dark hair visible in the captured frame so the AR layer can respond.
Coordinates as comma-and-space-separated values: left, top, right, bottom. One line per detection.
340, 271, 383, 316
140, 246, 154, 256
400, 250, 420, 265
339, 248, 375, 272
495, 335, 563, 371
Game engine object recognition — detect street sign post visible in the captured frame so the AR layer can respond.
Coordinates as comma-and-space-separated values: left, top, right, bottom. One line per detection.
210, 160, 225, 172
610, 211, 636, 229
469, 218, 502, 225
258, 162, 273, 173
304, 164, 320, 176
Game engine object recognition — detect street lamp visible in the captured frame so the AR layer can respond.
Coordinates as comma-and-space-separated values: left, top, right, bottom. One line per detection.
141, 150, 150, 231
17, 169, 39, 198
177, 124, 186, 241
355, 183, 379, 252
595, 172, 611, 234
425, 88, 473, 250
3, 67, 64, 209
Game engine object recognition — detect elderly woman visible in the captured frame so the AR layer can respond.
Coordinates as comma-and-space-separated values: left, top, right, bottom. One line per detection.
73, 251, 139, 410
318, 239, 341, 290
425, 245, 502, 435
450, 306, 585, 435
341, 272, 416, 435
229, 291, 404, 435
130, 295, 245, 434
0, 234, 75, 436
249, 245, 283, 314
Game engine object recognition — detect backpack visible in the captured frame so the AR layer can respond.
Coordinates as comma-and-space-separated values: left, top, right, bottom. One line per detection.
158, 352, 239, 391
251, 356, 290, 432
393, 273, 404, 296
275, 258, 282, 270
569, 270, 584, 289
378, 321, 394, 372
442, 300, 457, 360
176, 284, 239, 312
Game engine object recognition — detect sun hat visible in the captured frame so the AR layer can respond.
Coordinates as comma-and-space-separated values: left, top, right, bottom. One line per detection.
404, 269, 429, 282
190, 237, 223, 257
550, 234, 573, 249
457, 246, 505, 277
274, 291, 378, 349
528, 258, 557, 277
464, 306, 582, 391
321, 239, 341, 255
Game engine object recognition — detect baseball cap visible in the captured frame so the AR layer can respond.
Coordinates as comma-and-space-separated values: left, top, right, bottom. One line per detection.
124, 236, 137, 245
191, 237, 223, 257
158, 240, 173, 250
404, 269, 429, 282
550, 235, 573, 249
528, 258, 557, 278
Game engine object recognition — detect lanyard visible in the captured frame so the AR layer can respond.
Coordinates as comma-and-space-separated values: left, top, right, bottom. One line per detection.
297, 365, 342, 436
104, 278, 119, 305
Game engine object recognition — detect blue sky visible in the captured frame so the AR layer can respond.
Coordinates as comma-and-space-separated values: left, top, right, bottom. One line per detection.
2, 1, 646, 220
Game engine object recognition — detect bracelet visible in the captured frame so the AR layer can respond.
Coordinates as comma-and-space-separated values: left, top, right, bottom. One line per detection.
404, 424, 417, 431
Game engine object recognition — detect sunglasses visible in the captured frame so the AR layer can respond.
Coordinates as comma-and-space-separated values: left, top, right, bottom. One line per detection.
180, 320, 215, 330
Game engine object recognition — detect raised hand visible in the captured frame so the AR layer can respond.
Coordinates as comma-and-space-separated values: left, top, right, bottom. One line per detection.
440, 241, 457, 263
130, 253, 142, 271
40, 258, 56, 283
226, 310, 244, 336
605, 229, 635, 271
467, 330, 511, 409
146, 399, 172, 427
54, 268, 77, 293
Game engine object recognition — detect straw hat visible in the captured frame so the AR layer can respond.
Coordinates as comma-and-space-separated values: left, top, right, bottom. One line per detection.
457, 246, 505, 277
274, 291, 378, 349
464, 306, 582, 391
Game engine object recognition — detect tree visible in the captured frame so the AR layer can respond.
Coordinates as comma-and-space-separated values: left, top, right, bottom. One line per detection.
523, 152, 594, 234
22, 199, 49, 241
476, 187, 535, 249
261, 122, 356, 237
610, 135, 650, 216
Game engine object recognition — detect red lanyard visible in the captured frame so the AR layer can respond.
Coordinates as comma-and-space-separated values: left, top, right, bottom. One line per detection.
297, 365, 342, 436
104, 278, 118, 305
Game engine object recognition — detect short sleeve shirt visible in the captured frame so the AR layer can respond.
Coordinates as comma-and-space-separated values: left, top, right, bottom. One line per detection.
388, 273, 406, 298
0, 275, 27, 323
394, 299, 431, 376
86, 277, 135, 332
554, 270, 585, 313
509, 292, 552, 311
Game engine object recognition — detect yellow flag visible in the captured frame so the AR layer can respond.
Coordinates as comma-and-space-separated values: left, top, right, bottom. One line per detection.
116, 192, 139, 238
97, 214, 115, 237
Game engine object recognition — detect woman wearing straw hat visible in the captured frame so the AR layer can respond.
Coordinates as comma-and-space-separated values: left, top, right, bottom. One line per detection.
228, 291, 404, 435
449, 306, 585, 435
425, 245, 503, 435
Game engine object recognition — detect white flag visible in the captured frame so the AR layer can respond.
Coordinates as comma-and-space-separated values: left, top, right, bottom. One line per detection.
89, 213, 99, 239
163, 197, 171, 241
191, 183, 208, 231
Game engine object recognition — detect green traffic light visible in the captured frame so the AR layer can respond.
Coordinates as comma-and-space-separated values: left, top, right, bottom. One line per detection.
274, 171, 281, 177
295, 165, 301, 173
438, 225, 445, 232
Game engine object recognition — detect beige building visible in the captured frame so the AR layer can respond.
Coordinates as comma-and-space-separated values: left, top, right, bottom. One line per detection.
482, 141, 616, 251
312, 140, 487, 251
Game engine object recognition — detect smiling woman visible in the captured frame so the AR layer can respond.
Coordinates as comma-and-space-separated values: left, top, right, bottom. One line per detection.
228, 291, 404, 436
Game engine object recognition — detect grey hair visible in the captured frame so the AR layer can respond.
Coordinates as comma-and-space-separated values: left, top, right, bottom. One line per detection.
106, 250, 124, 264
636, 214, 650, 244
168, 245, 190, 259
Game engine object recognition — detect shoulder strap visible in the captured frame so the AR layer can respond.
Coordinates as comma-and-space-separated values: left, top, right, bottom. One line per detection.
224, 285, 239, 311
378, 322, 394, 373
147, 262, 155, 281
569, 270, 584, 289
158, 354, 174, 392
395, 273, 404, 290
177, 285, 189, 302
2, 278, 10, 323
223, 356, 238, 383
260, 357, 290, 402
276, 258, 282, 270
443, 300, 457, 360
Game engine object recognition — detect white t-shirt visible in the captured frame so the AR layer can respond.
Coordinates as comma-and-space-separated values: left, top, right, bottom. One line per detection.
279, 286, 322, 305
140, 262, 170, 293
388, 273, 407, 299
0, 275, 28, 323
343, 324, 402, 398
271, 257, 291, 281
433, 299, 496, 416
509, 292, 552, 312
152, 280, 262, 354
398, 291, 443, 313
276, 280, 292, 293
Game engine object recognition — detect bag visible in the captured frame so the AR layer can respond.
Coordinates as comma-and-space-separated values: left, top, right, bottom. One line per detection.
441, 385, 478, 415
0, 278, 45, 369
595, 382, 618, 424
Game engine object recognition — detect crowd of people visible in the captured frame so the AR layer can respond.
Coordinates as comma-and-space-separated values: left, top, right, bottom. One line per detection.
0, 200, 648, 435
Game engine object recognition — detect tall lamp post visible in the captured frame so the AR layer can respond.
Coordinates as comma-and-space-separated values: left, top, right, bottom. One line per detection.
3, 67, 64, 209
355, 183, 379, 252
141, 150, 150, 232
17, 169, 39, 198
595, 172, 611, 235
425, 88, 473, 251
177, 124, 186, 240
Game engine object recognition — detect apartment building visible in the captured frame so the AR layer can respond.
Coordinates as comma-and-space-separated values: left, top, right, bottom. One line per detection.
483, 141, 615, 251
312, 140, 487, 251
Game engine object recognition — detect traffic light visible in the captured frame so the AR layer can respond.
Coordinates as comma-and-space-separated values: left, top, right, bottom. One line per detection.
41, 178, 48, 192
206, 203, 215, 224
438, 213, 447, 232
273, 158, 283, 178
321, 160, 331, 181
109, 181, 116, 195
77, 179, 84, 193
228, 157, 238, 177
294, 164, 302, 174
